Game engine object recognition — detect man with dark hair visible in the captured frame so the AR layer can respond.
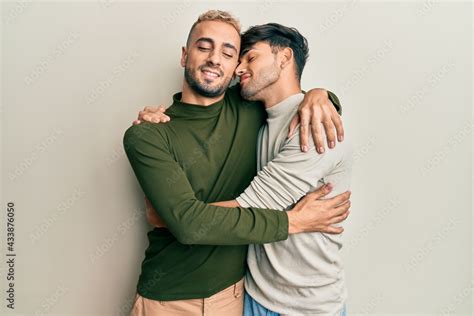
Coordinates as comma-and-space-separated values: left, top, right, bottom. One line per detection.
232, 23, 351, 316
126, 11, 350, 316
239, 23, 309, 82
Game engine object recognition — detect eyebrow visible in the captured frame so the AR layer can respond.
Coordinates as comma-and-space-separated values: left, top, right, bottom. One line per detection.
240, 46, 256, 57
195, 37, 238, 54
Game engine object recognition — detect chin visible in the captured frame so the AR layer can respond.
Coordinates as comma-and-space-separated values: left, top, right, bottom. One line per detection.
241, 93, 259, 101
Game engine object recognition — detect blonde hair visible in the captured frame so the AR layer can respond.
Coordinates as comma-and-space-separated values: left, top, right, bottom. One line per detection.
186, 10, 241, 47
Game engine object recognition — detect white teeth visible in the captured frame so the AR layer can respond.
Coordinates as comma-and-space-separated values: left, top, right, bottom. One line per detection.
203, 70, 218, 77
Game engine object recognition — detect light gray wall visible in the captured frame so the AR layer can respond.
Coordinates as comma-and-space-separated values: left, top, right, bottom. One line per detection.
1, 1, 472, 315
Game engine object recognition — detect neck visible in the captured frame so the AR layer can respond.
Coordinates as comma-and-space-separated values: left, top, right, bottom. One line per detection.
180, 81, 225, 106
261, 78, 301, 109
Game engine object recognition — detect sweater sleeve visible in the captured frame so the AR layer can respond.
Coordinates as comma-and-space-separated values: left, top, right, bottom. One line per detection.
236, 127, 347, 210
123, 123, 288, 245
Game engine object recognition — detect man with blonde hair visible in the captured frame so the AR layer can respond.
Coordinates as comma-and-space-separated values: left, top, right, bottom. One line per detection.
126, 10, 349, 315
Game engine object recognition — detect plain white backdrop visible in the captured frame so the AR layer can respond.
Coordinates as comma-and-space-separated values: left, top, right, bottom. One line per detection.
1, 1, 472, 315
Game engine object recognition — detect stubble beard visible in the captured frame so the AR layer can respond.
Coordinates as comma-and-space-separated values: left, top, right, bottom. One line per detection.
184, 63, 232, 98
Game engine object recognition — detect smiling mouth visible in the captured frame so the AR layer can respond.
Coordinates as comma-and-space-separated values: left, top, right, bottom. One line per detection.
201, 69, 221, 79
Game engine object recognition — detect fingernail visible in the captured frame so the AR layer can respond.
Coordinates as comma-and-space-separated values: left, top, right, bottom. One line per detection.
302, 145, 308, 152
318, 147, 324, 153
338, 135, 344, 141
329, 141, 335, 148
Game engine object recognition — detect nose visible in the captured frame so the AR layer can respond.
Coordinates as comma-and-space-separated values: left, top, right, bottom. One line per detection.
207, 50, 221, 66
235, 63, 246, 76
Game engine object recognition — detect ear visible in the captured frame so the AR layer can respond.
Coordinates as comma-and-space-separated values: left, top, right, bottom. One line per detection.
280, 47, 293, 69
180, 46, 187, 68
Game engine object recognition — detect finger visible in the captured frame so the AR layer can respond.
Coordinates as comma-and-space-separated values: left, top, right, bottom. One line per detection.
310, 115, 325, 154
156, 114, 171, 123
158, 105, 166, 113
333, 113, 345, 142
138, 110, 145, 120
144, 106, 160, 112
327, 191, 351, 208
322, 116, 337, 149
143, 114, 161, 123
329, 210, 350, 224
331, 200, 351, 217
298, 110, 310, 152
306, 183, 333, 200
324, 226, 344, 234
288, 114, 299, 138
132, 119, 141, 125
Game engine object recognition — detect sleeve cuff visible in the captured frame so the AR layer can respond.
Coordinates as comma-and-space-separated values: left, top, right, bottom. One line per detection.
327, 90, 342, 115
275, 211, 289, 241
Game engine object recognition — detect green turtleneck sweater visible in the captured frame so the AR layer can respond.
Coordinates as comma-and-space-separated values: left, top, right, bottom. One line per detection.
123, 84, 341, 301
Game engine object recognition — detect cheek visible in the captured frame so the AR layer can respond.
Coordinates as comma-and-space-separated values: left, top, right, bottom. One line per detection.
223, 60, 239, 77
187, 52, 206, 66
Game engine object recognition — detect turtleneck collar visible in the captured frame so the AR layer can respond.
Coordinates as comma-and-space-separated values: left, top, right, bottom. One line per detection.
166, 91, 225, 119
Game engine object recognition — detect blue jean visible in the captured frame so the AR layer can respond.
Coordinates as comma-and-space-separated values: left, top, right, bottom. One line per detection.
244, 291, 347, 316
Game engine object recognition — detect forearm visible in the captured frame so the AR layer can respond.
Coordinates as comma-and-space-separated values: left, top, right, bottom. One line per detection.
124, 124, 288, 246
236, 131, 342, 222
161, 199, 288, 245
210, 200, 240, 207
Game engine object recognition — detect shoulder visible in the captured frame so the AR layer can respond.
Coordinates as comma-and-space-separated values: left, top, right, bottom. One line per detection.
123, 122, 169, 151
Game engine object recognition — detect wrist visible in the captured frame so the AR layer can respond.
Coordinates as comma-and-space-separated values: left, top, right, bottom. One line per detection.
287, 210, 301, 235
307, 88, 328, 98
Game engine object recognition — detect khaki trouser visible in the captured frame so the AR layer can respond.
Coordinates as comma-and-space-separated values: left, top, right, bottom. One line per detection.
130, 278, 244, 316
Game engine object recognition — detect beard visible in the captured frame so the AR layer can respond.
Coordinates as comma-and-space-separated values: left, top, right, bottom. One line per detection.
240, 59, 281, 101
184, 63, 232, 98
